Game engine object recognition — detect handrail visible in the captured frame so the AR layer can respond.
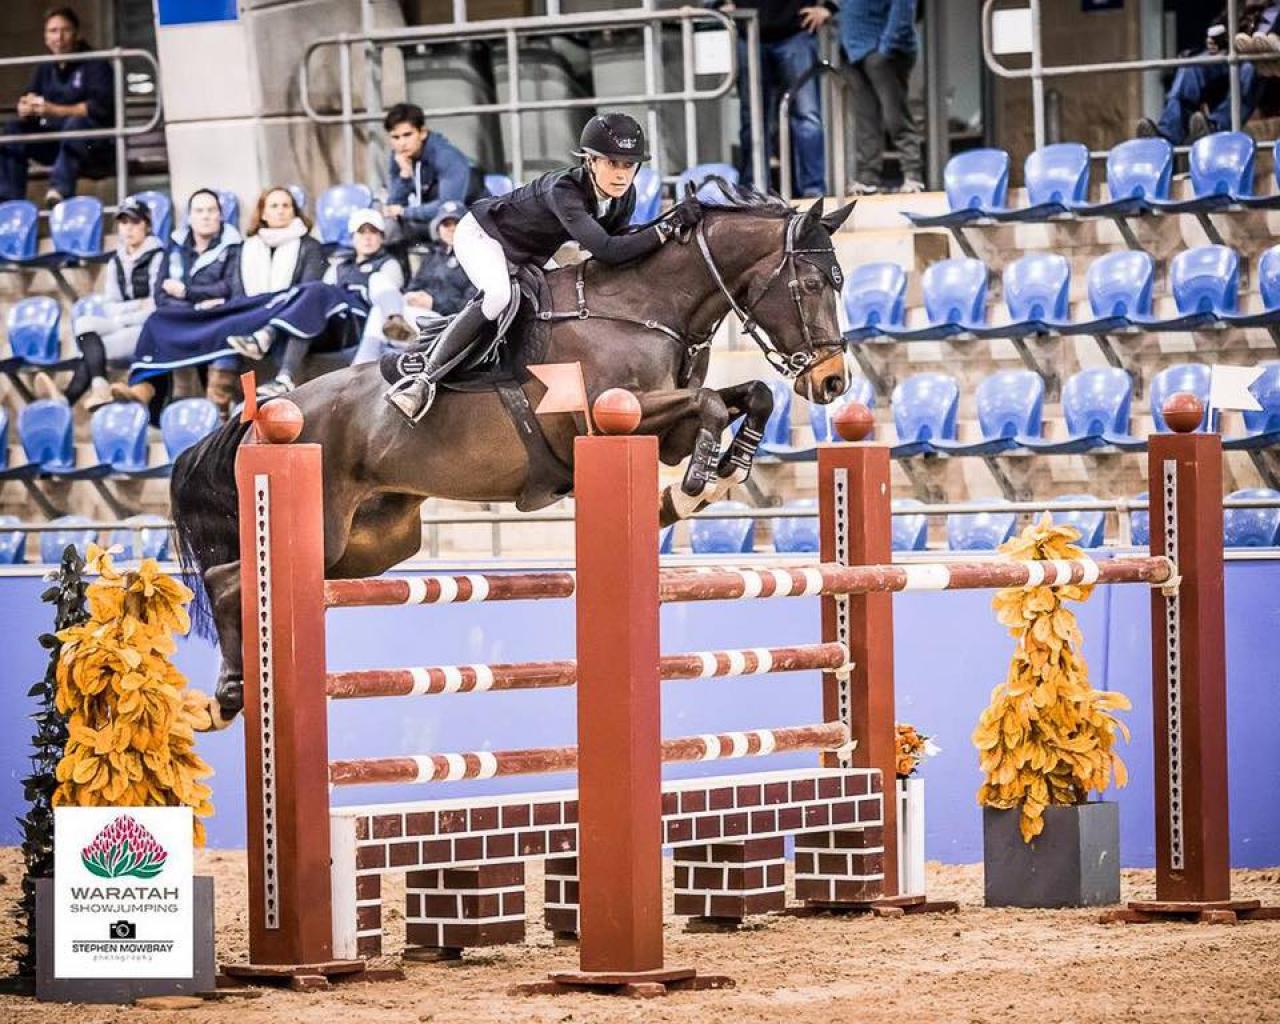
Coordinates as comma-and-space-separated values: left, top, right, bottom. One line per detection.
298, 7, 765, 187
979, 0, 1277, 151
0, 47, 163, 206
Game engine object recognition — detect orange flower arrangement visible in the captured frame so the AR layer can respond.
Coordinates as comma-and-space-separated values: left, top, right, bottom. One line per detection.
896, 722, 939, 778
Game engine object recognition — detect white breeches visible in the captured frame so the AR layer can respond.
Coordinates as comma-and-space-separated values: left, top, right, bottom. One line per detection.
453, 212, 511, 320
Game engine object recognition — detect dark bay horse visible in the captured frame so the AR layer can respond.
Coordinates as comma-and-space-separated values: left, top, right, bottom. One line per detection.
172, 188, 855, 727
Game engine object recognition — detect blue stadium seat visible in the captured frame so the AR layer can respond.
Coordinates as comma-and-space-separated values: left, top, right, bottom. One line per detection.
933, 369, 1043, 456
131, 190, 172, 240
884, 258, 988, 341
947, 501, 1017, 550
659, 523, 674, 555
772, 498, 819, 553
758, 379, 803, 459
1149, 245, 1238, 329
1224, 362, 1280, 451
689, 500, 755, 554
1021, 367, 1132, 454
1129, 493, 1150, 547
49, 196, 105, 261
676, 162, 739, 204
484, 173, 516, 197
316, 183, 374, 247
218, 189, 241, 229
1224, 488, 1280, 547
1227, 245, 1280, 327
39, 515, 96, 563
6, 296, 61, 366
891, 498, 928, 551
842, 262, 907, 341
904, 148, 1009, 227
161, 397, 221, 460
1051, 494, 1106, 548
630, 165, 662, 224
810, 378, 876, 444
91, 401, 150, 473
19, 400, 75, 472
989, 143, 1090, 223
71, 295, 107, 336
0, 514, 25, 564
110, 514, 171, 560
286, 184, 308, 212
890, 372, 959, 457
1234, 149, 1280, 209
981, 252, 1070, 337
1149, 131, 1253, 215
0, 407, 39, 485
1107, 363, 1212, 451
0, 200, 38, 262
1073, 250, 1156, 334
1070, 137, 1172, 217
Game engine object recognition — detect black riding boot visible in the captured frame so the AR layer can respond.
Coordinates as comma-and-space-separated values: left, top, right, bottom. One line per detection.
386, 300, 490, 423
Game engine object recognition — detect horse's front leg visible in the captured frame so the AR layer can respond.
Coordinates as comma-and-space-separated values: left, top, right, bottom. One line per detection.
635, 388, 732, 524
711, 380, 774, 487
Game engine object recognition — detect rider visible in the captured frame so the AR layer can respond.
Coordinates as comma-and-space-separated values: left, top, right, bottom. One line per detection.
386, 112, 704, 422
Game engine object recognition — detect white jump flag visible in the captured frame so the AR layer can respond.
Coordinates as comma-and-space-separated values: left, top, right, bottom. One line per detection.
1209, 364, 1264, 414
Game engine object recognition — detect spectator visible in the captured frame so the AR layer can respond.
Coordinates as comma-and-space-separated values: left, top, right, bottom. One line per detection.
0, 6, 113, 206
240, 186, 326, 296
32, 196, 162, 410
1138, 3, 1279, 144
382, 102, 487, 245
705, 1, 833, 197
840, 0, 925, 194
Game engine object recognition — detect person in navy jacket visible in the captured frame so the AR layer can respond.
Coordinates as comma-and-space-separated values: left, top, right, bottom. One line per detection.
0, 7, 114, 206
382, 102, 487, 244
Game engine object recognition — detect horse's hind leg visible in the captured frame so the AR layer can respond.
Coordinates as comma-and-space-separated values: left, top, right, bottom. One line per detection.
203, 560, 245, 730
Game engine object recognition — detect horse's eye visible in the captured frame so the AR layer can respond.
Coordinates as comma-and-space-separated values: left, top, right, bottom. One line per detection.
803, 277, 823, 294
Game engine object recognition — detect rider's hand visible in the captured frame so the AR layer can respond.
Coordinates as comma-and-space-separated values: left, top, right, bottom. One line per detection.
799, 5, 831, 32
670, 197, 704, 231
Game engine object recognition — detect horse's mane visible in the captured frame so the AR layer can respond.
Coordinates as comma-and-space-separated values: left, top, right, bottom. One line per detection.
689, 176, 793, 217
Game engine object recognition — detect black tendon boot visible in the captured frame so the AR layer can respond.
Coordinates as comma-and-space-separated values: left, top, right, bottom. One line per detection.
66, 331, 111, 408
386, 300, 489, 423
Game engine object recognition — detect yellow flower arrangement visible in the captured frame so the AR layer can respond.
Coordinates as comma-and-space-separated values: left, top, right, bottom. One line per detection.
972, 514, 1130, 842
895, 722, 940, 778
53, 545, 214, 845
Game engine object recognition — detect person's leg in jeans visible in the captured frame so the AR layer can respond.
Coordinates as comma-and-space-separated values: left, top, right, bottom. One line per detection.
771, 32, 826, 196
48, 115, 101, 198
1207, 61, 1257, 130
846, 60, 887, 188
0, 118, 57, 201
863, 49, 924, 186
1156, 65, 1211, 143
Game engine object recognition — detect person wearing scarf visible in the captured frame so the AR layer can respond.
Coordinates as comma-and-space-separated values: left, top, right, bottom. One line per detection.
239, 186, 326, 295
32, 195, 163, 409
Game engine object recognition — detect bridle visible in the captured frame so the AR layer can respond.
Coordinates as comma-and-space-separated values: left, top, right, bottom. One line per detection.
693, 212, 846, 380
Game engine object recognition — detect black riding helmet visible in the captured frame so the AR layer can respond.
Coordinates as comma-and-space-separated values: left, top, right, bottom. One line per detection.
576, 113, 650, 163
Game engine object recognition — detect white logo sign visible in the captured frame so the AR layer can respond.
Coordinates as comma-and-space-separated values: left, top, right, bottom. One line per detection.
54, 807, 194, 979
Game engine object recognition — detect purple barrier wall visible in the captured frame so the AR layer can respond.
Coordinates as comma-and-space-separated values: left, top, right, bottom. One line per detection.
2, 558, 1277, 866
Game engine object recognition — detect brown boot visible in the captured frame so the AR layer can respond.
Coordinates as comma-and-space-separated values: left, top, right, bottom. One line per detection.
206, 368, 240, 417
110, 380, 155, 404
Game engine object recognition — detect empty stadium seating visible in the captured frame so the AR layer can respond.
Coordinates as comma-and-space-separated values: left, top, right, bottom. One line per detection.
689, 500, 755, 554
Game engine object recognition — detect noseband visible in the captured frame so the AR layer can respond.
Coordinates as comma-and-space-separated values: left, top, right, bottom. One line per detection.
693, 213, 845, 380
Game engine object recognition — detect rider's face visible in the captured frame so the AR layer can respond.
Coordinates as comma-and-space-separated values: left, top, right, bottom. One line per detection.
353, 224, 384, 257
588, 156, 639, 199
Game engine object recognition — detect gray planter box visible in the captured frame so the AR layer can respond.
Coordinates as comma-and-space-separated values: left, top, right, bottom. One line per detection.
983, 802, 1120, 908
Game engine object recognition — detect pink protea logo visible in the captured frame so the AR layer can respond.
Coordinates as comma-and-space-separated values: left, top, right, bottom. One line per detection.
80, 815, 168, 879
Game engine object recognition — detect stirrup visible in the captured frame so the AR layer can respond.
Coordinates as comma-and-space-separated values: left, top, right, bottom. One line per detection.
385, 375, 436, 425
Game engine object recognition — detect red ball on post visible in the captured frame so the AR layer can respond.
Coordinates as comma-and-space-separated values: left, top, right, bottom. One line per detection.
832, 401, 875, 442
1161, 391, 1204, 434
255, 398, 305, 444
592, 388, 642, 435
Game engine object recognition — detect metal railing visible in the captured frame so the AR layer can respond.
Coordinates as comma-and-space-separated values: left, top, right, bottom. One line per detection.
0, 47, 162, 205
980, 0, 1279, 155
300, 7, 766, 188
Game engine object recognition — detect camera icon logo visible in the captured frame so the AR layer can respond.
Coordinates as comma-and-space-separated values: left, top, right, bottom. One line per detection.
109, 920, 137, 940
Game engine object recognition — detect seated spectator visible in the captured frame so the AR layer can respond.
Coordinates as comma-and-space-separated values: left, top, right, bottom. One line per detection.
0, 7, 113, 206
32, 196, 162, 410
240, 186, 326, 295
382, 102, 487, 245
1138, 4, 1278, 144
352, 200, 473, 365
840, 0, 925, 194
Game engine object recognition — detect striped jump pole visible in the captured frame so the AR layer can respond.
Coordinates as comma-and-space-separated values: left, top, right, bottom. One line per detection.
324, 571, 576, 607
328, 722, 851, 786
325, 642, 849, 698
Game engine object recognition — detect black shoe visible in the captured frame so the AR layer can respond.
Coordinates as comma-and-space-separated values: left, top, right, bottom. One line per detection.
385, 300, 489, 423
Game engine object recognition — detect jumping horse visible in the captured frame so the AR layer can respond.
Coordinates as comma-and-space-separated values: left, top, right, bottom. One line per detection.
171, 185, 856, 726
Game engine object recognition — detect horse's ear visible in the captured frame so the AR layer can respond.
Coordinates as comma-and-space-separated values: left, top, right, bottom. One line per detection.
805, 196, 826, 221
820, 200, 856, 234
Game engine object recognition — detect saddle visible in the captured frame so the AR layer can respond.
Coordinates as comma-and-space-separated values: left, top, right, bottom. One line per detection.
377, 265, 572, 512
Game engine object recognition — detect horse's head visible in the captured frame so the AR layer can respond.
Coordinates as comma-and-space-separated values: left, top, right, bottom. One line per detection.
700, 193, 856, 404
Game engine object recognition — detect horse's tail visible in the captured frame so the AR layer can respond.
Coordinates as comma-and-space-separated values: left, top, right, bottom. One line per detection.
170, 417, 253, 640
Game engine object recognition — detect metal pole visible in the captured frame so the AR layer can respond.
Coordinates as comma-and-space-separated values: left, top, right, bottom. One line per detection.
681, 16, 698, 170
453, 0, 467, 24
924, 0, 947, 190
780, 93, 793, 199
1227, 0, 1242, 130
746, 15, 767, 188
361, 0, 384, 189
642, 0, 663, 179
1029, 0, 1046, 150
339, 40, 355, 183
506, 28, 524, 187
112, 53, 126, 205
